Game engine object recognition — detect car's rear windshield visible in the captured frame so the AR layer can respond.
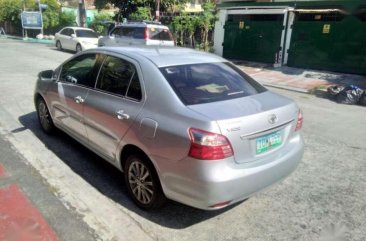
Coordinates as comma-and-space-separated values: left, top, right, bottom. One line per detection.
148, 27, 173, 41
160, 62, 266, 105
76, 30, 97, 38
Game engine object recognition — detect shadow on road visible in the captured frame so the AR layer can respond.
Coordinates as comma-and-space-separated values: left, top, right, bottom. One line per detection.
18, 111, 240, 229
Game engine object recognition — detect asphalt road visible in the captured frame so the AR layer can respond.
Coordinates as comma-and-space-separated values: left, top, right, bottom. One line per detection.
0, 38, 365, 241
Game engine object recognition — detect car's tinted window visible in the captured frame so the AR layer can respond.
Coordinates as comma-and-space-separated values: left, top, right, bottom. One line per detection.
96, 56, 137, 97
148, 28, 173, 41
76, 30, 97, 38
60, 28, 70, 36
121, 27, 135, 37
160, 62, 266, 105
111, 27, 123, 37
126, 73, 142, 100
133, 28, 145, 39
60, 54, 98, 88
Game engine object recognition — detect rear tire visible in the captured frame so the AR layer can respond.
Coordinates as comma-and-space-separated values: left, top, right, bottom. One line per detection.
124, 153, 166, 210
36, 98, 55, 134
56, 40, 62, 51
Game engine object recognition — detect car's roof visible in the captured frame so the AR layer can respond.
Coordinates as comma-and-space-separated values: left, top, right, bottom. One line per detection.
63, 27, 94, 31
116, 21, 168, 28
96, 46, 227, 67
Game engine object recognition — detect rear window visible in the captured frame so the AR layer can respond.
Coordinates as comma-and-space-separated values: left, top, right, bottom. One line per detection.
76, 30, 97, 38
148, 28, 173, 41
160, 62, 266, 105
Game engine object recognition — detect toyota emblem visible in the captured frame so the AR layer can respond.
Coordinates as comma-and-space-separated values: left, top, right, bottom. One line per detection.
268, 114, 278, 124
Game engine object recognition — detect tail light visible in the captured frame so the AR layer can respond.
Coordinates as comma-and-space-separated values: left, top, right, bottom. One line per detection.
295, 110, 303, 131
144, 28, 149, 40
188, 128, 233, 160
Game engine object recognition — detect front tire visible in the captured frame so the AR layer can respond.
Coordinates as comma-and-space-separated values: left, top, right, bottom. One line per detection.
124, 154, 166, 210
56, 40, 62, 51
76, 44, 82, 53
36, 98, 55, 134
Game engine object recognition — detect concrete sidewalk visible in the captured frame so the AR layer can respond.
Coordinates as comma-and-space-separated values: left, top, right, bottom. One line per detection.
235, 61, 366, 93
0, 134, 98, 241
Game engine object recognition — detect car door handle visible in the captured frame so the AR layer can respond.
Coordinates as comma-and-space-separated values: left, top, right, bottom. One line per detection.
116, 110, 130, 120
74, 96, 84, 104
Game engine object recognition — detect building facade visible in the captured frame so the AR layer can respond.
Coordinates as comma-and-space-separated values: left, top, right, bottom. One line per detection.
214, 0, 366, 74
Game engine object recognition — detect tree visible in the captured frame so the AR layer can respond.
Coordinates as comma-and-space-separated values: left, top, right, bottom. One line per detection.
91, 11, 114, 35
94, 0, 188, 20
198, 0, 216, 51
0, 0, 24, 25
41, 0, 62, 32
59, 11, 76, 29
129, 7, 152, 21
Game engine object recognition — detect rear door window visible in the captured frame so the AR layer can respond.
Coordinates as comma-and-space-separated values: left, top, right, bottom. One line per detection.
111, 27, 123, 37
160, 62, 266, 105
96, 56, 141, 100
148, 28, 173, 41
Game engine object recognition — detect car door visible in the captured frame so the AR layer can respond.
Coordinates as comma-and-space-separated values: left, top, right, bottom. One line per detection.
67, 28, 76, 50
58, 28, 69, 49
48, 53, 101, 141
83, 55, 145, 161
117, 27, 134, 46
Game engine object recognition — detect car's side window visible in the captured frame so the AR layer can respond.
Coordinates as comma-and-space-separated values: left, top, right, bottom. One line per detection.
59, 54, 98, 88
60, 28, 68, 35
126, 73, 142, 101
96, 56, 142, 100
133, 28, 145, 39
122, 27, 134, 38
111, 27, 122, 37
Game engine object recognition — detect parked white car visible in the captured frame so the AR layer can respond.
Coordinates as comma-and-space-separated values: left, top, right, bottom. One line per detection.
55, 27, 98, 52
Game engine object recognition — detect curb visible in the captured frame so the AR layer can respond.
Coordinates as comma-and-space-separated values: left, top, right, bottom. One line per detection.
262, 83, 311, 94
2, 35, 55, 45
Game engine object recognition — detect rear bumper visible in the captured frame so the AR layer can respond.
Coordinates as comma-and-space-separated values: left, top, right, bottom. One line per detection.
157, 134, 304, 210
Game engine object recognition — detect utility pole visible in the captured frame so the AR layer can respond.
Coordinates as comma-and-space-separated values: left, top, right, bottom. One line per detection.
37, 0, 43, 35
78, 0, 86, 27
155, 0, 160, 21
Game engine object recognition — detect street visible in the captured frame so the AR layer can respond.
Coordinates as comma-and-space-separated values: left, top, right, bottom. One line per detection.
0, 38, 365, 241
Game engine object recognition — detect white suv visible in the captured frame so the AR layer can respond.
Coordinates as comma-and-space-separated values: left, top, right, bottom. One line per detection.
98, 21, 174, 47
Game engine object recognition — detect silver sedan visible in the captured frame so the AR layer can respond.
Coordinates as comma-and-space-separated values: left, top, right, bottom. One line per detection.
34, 47, 304, 210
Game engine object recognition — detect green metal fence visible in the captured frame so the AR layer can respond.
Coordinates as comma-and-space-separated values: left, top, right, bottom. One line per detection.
223, 14, 284, 63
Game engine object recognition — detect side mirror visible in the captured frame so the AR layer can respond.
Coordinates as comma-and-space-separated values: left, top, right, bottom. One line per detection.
71, 34, 76, 38
39, 70, 55, 82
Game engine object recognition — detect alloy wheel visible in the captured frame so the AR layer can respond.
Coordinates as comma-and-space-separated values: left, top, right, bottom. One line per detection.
128, 160, 154, 205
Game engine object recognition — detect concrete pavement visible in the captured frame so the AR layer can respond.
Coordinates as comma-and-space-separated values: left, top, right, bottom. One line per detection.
0, 133, 98, 241
1, 38, 366, 241
236, 61, 366, 93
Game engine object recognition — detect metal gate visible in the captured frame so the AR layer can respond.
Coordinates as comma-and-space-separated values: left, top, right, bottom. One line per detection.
287, 8, 366, 75
223, 13, 285, 64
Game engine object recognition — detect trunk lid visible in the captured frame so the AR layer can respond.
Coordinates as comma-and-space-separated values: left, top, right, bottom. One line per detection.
188, 91, 299, 163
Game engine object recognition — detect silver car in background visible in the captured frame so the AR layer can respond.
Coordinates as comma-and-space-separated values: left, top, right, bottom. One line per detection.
98, 21, 174, 47
34, 47, 304, 210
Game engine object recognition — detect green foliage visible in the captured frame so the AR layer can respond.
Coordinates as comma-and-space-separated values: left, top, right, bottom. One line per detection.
39, 0, 60, 31
59, 11, 76, 28
171, 0, 216, 50
199, 0, 216, 51
91, 11, 114, 35
94, 0, 188, 19
129, 7, 152, 21
0, 0, 23, 24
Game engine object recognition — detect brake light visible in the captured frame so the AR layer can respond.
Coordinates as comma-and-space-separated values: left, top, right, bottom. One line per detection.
188, 128, 233, 160
144, 28, 149, 40
295, 110, 303, 131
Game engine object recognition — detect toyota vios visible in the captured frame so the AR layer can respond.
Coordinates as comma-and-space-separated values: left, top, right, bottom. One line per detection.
34, 47, 304, 210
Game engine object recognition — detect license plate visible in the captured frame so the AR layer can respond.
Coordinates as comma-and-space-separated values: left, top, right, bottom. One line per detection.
256, 131, 282, 155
